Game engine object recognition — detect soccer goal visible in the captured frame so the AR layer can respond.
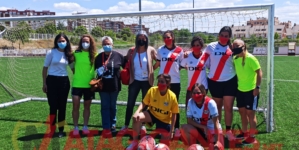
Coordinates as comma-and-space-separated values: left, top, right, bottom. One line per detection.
0, 4, 275, 133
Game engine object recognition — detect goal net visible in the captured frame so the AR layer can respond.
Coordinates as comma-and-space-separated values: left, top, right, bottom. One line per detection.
0, 4, 274, 132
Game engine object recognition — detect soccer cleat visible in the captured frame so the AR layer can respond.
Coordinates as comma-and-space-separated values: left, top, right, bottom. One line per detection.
236, 132, 248, 140
225, 130, 236, 141
58, 131, 64, 138
102, 129, 112, 138
140, 125, 147, 136
118, 126, 128, 135
73, 126, 79, 136
242, 136, 257, 145
111, 126, 117, 133
82, 126, 90, 134
126, 140, 138, 150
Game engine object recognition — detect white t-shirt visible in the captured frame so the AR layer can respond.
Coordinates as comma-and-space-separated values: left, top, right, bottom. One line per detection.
203, 42, 235, 81
181, 52, 208, 90
187, 98, 222, 133
157, 46, 184, 83
134, 51, 148, 81
43, 49, 69, 76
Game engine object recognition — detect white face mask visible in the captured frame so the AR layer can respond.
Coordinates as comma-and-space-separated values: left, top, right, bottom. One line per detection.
82, 42, 90, 50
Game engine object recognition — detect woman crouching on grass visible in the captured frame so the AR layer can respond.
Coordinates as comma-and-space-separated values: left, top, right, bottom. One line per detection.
125, 74, 179, 150
180, 83, 224, 149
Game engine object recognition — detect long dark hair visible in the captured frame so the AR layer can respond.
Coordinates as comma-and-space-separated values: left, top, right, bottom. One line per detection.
157, 74, 171, 88
219, 26, 232, 48
190, 36, 204, 48
77, 34, 97, 66
163, 30, 176, 48
53, 33, 73, 63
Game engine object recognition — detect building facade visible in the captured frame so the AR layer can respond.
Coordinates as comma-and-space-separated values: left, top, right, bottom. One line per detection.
67, 12, 97, 33
0, 9, 55, 29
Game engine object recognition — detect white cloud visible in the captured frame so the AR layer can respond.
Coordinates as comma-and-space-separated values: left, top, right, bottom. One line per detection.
0, 7, 10, 10
263, 0, 272, 2
88, 9, 105, 14
106, 0, 165, 12
54, 2, 86, 11
276, 2, 299, 24
167, 0, 241, 9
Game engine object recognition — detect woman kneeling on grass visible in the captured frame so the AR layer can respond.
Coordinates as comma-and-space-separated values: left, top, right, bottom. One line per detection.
126, 74, 179, 150
180, 83, 224, 150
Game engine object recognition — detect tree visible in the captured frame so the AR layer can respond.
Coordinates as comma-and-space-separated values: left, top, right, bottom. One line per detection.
74, 26, 88, 36
120, 27, 132, 38
194, 32, 208, 43
0, 25, 4, 32
91, 26, 104, 38
3, 29, 18, 48
105, 30, 116, 41
297, 32, 299, 39
57, 21, 66, 30
16, 21, 32, 49
274, 32, 279, 39
122, 34, 128, 41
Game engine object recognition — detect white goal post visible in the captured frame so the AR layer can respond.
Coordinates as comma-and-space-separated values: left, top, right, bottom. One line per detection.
0, 4, 275, 133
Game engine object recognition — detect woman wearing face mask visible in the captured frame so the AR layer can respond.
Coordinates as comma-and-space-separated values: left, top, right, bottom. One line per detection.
71, 34, 98, 136
180, 36, 209, 111
119, 31, 158, 135
232, 39, 262, 145
154, 30, 184, 137
126, 74, 179, 150
180, 83, 223, 150
42, 33, 73, 138
94, 36, 125, 137
198, 26, 237, 141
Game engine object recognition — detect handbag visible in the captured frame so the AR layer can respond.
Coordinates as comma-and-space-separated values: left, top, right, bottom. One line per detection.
120, 48, 134, 85
89, 77, 103, 92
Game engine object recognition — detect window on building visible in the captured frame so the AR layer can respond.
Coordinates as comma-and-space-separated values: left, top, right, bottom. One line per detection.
236, 29, 240, 31
277, 29, 281, 31
241, 29, 245, 31
256, 29, 260, 31
261, 29, 266, 31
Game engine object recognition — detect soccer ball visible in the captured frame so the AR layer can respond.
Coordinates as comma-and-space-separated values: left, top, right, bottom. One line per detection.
137, 135, 156, 150
154, 143, 170, 150
187, 144, 204, 150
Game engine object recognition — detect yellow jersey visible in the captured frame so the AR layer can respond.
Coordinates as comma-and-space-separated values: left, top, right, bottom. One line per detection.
143, 87, 179, 124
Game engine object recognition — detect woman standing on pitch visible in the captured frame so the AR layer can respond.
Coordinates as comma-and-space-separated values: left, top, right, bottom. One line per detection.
119, 31, 157, 135
71, 34, 97, 135
198, 26, 237, 141
94, 36, 125, 137
154, 30, 184, 137
180, 83, 223, 149
42, 33, 73, 137
180, 36, 208, 110
232, 39, 262, 144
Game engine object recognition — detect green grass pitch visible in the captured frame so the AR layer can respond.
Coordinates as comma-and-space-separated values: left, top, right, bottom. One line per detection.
0, 56, 299, 149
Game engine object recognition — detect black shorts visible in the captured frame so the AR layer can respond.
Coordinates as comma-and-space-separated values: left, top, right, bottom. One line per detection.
236, 89, 259, 110
147, 110, 171, 132
207, 75, 237, 98
71, 87, 95, 101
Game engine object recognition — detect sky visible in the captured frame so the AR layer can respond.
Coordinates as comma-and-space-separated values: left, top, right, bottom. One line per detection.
0, 0, 298, 28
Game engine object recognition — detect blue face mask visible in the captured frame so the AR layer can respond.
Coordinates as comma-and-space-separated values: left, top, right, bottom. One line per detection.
57, 42, 67, 49
103, 45, 112, 52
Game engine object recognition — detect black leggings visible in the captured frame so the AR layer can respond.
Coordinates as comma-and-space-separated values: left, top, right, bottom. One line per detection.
170, 83, 180, 129
125, 80, 151, 126
46, 75, 70, 132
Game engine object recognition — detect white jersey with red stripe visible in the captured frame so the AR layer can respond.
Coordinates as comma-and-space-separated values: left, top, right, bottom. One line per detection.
204, 42, 235, 81
180, 52, 208, 90
186, 98, 221, 131
157, 45, 184, 83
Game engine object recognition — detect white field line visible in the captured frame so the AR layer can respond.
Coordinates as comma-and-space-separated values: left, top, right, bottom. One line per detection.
262, 78, 299, 82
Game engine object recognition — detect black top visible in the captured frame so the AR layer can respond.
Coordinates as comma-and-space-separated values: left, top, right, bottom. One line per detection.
94, 51, 125, 92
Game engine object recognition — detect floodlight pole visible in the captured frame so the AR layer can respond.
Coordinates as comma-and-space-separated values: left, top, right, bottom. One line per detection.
139, 0, 142, 33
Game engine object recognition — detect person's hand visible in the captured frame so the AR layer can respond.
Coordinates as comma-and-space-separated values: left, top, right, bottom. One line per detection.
203, 126, 208, 138
214, 141, 222, 150
42, 84, 47, 93
132, 113, 140, 122
183, 50, 190, 58
253, 88, 260, 97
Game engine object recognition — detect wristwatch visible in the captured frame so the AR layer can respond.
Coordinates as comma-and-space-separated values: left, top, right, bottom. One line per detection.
256, 86, 260, 89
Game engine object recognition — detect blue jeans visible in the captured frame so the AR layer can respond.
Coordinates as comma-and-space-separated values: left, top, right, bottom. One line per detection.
99, 91, 119, 130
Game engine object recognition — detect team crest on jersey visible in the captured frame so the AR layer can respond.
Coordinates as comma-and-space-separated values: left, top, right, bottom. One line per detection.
193, 111, 196, 114
204, 110, 209, 114
154, 99, 157, 102
189, 61, 193, 64
163, 52, 166, 55
164, 102, 169, 106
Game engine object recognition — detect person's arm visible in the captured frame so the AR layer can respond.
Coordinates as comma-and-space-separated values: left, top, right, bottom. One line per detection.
42, 67, 48, 93
169, 113, 177, 138
153, 61, 160, 70
212, 116, 220, 143
253, 68, 262, 96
